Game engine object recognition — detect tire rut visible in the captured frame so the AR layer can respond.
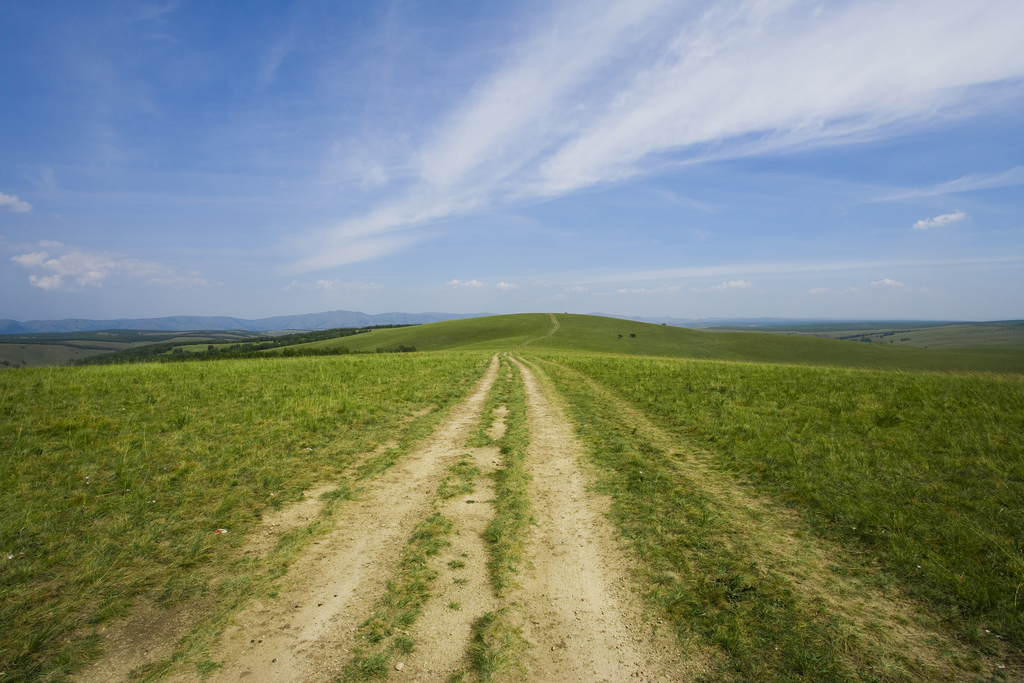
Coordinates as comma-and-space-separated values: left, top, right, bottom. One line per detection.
508, 358, 687, 683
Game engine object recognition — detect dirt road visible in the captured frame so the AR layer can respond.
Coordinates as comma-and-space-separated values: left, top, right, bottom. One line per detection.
75, 348, 695, 682
508, 358, 688, 682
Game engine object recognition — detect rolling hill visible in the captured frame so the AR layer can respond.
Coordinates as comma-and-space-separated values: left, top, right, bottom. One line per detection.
279, 313, 1024, 373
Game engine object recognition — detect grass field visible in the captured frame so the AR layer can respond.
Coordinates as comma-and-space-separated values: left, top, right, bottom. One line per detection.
0, 343, 111, 368
531, 352, 1024, 678
293, 314, 1024, 374
0, 353, 491, 681
4, 313, 1024, 681
716, 321, 1024, 349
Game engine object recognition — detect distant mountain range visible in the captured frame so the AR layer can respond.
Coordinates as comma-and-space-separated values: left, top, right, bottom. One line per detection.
0, 310, 489, 335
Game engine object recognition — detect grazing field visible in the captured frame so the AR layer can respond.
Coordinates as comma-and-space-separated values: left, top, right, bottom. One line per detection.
0, 330, 261, 368
3, 313, 1024, 682
716, 320, 1024, 349
0, 343, 111, 368
295, 314, 1024, 374
533, 352, 1024, 677
0, 353, 490, 682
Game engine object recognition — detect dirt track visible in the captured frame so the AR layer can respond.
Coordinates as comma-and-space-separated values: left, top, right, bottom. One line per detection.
75, 345, 697, 682
509, 358, 687, 682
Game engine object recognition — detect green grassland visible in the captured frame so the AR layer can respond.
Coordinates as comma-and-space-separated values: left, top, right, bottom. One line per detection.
531, 352, 1024, 678
4, 312, 1024, 681
277, 313, 555, 354
716, 320, 1024, 349
0, 353, 490, 681
289, 313, 1024, 374
0, 343, 111, 368
0, 330, 261, 368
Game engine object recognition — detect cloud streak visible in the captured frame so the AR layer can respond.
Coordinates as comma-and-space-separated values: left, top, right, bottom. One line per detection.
879, 166, 1024, 201
572, 254, 1024, 285
300, 0, 1024, 270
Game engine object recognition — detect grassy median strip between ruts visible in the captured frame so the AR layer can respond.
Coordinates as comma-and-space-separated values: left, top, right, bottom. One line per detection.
530, 354, 986, 682
340, 398, 496, 681
448, 354, 531, 683
481, 356, 533, 597
0, 352, 491, 683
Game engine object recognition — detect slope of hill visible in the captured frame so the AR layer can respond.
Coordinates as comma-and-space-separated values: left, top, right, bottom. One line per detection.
289, 313, 1024, 373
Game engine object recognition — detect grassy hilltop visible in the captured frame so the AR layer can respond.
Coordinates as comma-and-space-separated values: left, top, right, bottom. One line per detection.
288, 313, 1024, 373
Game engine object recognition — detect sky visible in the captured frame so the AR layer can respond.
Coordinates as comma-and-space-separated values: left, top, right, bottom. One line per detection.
1, 0, 1023, 323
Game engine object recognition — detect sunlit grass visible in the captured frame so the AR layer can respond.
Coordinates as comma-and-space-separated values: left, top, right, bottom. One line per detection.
0, 352, 490, 682
534, 352, 1024, 671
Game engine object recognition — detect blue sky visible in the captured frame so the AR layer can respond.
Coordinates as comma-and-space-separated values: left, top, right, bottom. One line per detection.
2, 0, 1023, 322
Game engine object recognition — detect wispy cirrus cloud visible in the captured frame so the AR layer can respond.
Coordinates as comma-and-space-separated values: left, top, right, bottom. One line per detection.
879, 166, 1024, 201
0, 192, 32, 212
913, 210, 967, 230
10, 241, 209, 291
298, 0, 1024, 271
569, 254, 1024, 285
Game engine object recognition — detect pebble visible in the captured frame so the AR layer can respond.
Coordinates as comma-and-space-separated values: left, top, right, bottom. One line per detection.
395, 662, 404, 671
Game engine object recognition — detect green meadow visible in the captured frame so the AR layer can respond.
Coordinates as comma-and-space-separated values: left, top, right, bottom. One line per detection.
289, 313, 1024, 373
0, 354, 490, 681
2, 313, 1023, 681
531, 352, 1024, 678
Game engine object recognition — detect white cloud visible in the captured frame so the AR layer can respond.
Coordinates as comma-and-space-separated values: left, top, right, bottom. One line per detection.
809, 287, 828, 294
10, 244, 209, 291
298, 0, 1024, 270
871, 278, 905, 287
444, 279, 485, 288
496, 282, 519, 290
566, 286, 588, 292
0, 192, 32, 212
285, 280, 383, 291
693, 280, 753, 292
912, 210, 967, 230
